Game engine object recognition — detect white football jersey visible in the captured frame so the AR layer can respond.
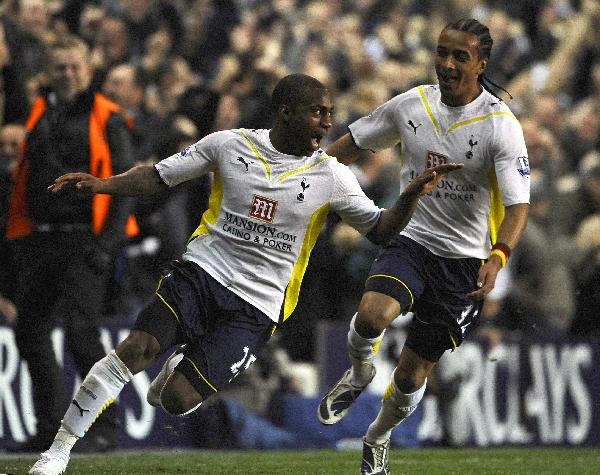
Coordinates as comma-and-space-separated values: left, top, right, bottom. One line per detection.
155, 128, 382, 323
349, 85, 530, 259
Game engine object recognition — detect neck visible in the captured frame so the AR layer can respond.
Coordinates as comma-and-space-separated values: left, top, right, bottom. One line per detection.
269, 126, 307, 156
441, 85, 483, 107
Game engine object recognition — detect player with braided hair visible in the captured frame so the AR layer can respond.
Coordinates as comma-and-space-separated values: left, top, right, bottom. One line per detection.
318, 19, 530, 475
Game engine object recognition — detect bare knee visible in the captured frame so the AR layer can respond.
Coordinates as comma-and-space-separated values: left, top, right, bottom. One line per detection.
394, 346, 434, 394
394, 371, 426, 394
160, 371, 203, 415
356, 291, 402, 337
115, 330, 161, 374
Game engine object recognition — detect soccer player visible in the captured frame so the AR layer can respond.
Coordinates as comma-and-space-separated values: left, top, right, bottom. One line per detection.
29, 73, 461, 475
317, 19, 530, 475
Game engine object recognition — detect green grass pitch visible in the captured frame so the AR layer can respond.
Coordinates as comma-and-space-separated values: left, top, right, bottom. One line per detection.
3, 448, 600, 474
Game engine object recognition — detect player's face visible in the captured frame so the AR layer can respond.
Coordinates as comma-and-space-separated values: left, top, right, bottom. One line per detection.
287, 88, 334, 156
435, 29, 487, 106
49, 47, 93, 103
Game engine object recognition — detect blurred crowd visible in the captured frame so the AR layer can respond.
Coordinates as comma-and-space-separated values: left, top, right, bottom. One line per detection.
1, 0, 600, 381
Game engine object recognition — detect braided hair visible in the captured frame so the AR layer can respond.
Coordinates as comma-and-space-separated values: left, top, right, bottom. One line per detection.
444, 19, 512, 101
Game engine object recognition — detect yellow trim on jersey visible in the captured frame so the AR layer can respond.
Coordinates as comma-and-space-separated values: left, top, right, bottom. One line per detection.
366, 274, 414, 312
282, 203, 331, 321
189, 172, 224, 242
275, 155, 331, 183
184, 356, 218, 392
418, 86, 440, 135
488, 170, 505, 245
242, 130, 271, 180
446, 111, 517, 135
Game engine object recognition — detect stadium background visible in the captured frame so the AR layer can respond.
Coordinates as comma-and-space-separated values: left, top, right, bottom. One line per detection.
1, 0, 600, 459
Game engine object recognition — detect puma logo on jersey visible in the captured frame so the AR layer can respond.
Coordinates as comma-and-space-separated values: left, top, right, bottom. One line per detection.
237, 156, 254, 171
408, 120, 422, 135
72, 399, 90, 417
465, 136, 478, 159
297, 178, 310, 202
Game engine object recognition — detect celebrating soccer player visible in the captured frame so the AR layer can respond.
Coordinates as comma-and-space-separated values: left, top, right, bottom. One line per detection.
317, 19, 530, 475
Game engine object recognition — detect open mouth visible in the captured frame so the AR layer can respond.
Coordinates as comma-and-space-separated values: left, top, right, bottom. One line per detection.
438, 72, 458, 87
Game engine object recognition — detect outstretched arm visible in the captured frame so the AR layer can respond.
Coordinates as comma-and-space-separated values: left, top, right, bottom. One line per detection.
326, 133, 362, 165
467, 203, 529, 300
48, 164, 168, 196
369, 163, 464, 245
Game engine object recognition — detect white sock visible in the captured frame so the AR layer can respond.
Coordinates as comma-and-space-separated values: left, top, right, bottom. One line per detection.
45, 426, 78, 454
365, 375, 426, 445
347, 313, 384, 386
61, 351, 132, 439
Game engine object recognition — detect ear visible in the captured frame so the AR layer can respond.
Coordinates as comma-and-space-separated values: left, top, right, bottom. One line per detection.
279, 104, 291, 121
478, 58, 488, 75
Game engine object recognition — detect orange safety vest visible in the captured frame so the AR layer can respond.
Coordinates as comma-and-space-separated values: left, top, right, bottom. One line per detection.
6, 93, 139, 240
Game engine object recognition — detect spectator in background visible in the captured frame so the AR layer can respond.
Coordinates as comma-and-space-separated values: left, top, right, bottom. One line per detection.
102, 61, 185, 318
554, 151, 600, 237
103, 62, 167, 161
120, 0, 182, 60
0, 123, 24, 323
179, 0, 239, 77
5, 36, 134, 453
485, 173, 575, 335
560, 101, 600, 173
90, 16, 130, 89
0, 20, 30, 124
0, 123, 24, 213
521, 118, 566, 184
7, 0, 52, 80
570, 214, 600, 337
531, 93, 565, 141
145, 56, 201, 118
484, 8, 531, 86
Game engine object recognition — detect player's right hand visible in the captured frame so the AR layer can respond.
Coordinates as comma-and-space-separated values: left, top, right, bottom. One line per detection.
48, 173, 103, 194
406, 163, 464, 196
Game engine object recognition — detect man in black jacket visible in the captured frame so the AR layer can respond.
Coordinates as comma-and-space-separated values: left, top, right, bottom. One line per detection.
5, 36, 134, 453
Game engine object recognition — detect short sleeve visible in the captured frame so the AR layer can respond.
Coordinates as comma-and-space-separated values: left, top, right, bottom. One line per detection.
155, 131, 227, 186
491, 117, 530, 206
348, 94, 405, 152
330, 162, 383, 234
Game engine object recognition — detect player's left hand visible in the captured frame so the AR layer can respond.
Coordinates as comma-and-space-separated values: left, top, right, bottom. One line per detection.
467, 254, 503, 300
405, 163, 464, 196
48, 172, 103, 194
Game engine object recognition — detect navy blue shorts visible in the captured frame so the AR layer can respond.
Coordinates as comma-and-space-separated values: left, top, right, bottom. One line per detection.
133, 260, 275, 399
364, 235, 483, 362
